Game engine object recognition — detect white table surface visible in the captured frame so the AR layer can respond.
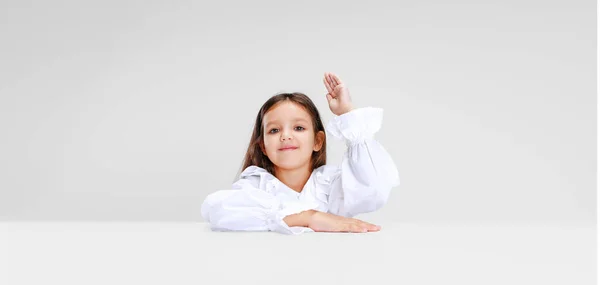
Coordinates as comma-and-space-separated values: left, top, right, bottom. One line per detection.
1, 221, 595, 285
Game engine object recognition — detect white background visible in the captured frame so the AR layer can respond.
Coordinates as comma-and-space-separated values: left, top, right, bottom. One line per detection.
0, 0, 594, 225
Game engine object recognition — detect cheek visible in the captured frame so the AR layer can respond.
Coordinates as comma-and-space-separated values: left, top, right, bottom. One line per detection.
303, 133, 316, 145
263, 136, 277, 152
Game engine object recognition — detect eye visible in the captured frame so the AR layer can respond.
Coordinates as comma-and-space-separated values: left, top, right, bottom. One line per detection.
295, 126, 305, 131
268, 128, 279, 134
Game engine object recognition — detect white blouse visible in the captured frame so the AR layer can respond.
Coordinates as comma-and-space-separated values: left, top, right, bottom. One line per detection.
200, 107, 401, 235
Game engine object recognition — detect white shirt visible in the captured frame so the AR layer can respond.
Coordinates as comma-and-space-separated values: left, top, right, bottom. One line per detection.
200, 107, 401, 235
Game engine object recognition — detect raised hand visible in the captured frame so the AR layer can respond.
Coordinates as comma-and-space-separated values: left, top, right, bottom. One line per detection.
323, 72, 354, 116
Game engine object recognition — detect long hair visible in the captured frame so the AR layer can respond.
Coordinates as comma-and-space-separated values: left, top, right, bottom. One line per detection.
239, 92, 327, 177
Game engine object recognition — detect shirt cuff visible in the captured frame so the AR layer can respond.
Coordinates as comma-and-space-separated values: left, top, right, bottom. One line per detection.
325, 107, 384, 147
266, 201, 319, 235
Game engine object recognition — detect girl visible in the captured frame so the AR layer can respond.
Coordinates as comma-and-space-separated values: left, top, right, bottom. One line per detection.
200, 72, 400, 235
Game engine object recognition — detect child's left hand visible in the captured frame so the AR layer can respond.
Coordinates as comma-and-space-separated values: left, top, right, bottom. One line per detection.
323, 72, 354, 116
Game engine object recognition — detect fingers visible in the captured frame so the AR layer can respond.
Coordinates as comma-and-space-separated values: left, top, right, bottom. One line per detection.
326, 73, 336, 87
343, 220, 381, 233
330, 73, 342, 85
323, 73, 334, 95
349, 223, 367, 233
361, 222, 381, 232
325, 72, 334, 85
355, 221, 380, 232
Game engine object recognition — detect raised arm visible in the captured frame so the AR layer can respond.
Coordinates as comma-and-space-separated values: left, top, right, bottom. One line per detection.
321, 72, 400, 217
325, 107, 401, 217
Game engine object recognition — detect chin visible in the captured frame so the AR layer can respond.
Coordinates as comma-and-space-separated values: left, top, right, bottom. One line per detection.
273, 161, 303, 170
272, 158, 310, 171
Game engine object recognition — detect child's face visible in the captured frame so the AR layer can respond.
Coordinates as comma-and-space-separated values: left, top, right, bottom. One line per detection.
261, 101, 324, 172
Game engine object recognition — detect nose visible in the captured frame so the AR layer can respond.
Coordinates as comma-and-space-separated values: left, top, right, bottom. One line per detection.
280, 129, 293, 141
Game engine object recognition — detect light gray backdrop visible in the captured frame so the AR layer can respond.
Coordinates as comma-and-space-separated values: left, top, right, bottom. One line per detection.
0, 0, 595, 225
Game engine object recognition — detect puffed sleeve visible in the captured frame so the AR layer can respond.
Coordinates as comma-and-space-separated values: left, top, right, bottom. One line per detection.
200, 180, 318, 235
324, 107, 401, 217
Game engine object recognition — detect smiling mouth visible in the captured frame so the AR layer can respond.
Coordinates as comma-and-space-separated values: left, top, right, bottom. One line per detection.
279, 147, 298, 151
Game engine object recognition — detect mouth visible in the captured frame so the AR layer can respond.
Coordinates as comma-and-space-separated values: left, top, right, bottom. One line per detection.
279, 146, 298, 151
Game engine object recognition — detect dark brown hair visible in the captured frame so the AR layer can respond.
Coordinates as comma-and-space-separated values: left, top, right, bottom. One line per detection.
240, 92, 327, 176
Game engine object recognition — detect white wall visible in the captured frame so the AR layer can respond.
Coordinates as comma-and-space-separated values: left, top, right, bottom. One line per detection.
0, 0, 595, 225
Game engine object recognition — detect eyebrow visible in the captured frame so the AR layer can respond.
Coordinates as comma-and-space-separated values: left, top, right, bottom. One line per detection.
265, 118, 310, 126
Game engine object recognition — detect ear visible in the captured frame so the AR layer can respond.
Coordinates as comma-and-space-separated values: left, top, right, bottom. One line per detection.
313, 131, 325, 152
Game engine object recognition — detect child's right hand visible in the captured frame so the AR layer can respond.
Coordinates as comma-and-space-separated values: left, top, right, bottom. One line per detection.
285, 210, 381, 233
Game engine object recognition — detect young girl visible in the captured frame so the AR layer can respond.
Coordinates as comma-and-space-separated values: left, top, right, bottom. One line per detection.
201, 72, 400, 235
